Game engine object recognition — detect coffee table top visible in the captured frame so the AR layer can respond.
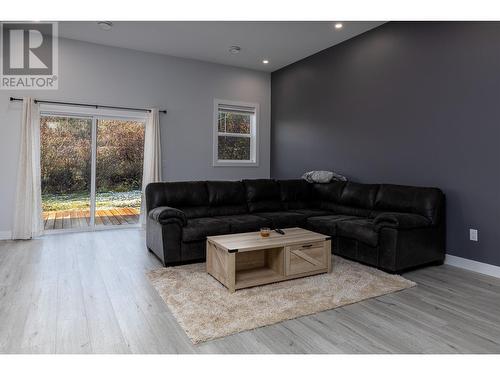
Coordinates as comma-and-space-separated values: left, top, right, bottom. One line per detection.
207, 227, 330, 253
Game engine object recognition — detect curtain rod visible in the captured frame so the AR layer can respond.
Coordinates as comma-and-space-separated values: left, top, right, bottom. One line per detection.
9, 97, 167, 114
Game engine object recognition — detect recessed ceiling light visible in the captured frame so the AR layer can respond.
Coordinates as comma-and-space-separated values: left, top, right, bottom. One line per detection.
229, 46, 241, 55
262, 59, 269, 64
97, 21, 113, 31
334, 23, 343, 29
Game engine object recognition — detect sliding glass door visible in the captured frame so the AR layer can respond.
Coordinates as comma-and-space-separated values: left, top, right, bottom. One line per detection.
40, 115, 93, 230
95, 119, 145, 227
40, 113, 145, 232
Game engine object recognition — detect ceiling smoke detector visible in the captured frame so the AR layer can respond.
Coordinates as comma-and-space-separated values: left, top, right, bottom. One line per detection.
97, 21, 113, 31
229, 46, 241, 55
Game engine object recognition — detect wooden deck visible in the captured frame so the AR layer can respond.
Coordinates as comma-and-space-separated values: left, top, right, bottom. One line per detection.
42, 207, 140, 230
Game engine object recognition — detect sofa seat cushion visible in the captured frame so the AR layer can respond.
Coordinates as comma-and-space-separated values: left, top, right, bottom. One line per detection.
207, 204, 248, 217
254, 211, 306, 228
179, 206, 211, 219
306, 215, 360, 236
216, 214, 271, 234
374, 212, 431, 230
289, 209, 332, 218
182, 217, 231, 242
336, 219, 379, 247
319, 201, 372, 217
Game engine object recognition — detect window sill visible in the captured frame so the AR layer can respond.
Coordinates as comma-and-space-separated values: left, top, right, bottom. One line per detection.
213, 161, 259, 167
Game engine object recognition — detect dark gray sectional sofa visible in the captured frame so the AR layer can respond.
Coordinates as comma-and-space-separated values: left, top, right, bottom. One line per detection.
145, 179, 445, 273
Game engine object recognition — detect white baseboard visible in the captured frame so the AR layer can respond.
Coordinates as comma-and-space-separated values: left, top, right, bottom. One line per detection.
0, 231, 12, 240
445, 254, 500, 279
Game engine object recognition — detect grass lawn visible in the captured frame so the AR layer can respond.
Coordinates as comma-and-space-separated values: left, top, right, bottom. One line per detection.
42, 190, 142, 211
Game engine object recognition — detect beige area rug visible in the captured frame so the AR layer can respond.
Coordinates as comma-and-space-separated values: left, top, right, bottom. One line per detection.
147, 256, 416, 344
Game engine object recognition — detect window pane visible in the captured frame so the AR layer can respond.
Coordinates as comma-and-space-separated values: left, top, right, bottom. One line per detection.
40, 115, 92, 230
218, 136, 250, 160
95, 119, 145, 226
218, 111, 251, 134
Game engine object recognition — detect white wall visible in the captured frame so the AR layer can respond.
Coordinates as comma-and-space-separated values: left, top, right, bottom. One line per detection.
0, 38, 271, 233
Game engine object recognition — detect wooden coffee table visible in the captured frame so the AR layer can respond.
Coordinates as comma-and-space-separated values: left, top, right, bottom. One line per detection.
206, 227, 331, 293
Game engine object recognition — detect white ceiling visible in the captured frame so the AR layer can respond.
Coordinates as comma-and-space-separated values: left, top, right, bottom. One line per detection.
59, 21, 384, 72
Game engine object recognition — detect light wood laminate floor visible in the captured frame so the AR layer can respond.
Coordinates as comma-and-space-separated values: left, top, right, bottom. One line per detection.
0, 229, 499, 354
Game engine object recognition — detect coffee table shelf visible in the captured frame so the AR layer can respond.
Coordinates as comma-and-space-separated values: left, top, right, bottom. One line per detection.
235, 267, 283, 289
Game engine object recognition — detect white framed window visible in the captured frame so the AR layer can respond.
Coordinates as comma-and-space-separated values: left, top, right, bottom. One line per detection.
213, 99, 259, 167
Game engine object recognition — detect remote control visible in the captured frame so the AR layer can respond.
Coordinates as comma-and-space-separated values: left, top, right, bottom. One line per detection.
275, 228, 285, 235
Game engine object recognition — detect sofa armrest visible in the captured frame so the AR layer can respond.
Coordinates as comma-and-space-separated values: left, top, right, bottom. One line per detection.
374, 212, 431, 230
149, 206, 187, 226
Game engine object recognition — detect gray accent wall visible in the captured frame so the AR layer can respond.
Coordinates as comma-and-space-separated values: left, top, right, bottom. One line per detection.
271, 22, 500, 267
0, 37, 270, 236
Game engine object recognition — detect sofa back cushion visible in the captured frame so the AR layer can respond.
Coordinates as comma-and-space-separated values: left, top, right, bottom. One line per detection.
279, 179, 311, 209
374, 184, 444, 224
243, 179, 283, 213
145, 183, 165, 212
311, 181, 346, 203
312, 181, 376, 217
145, 181, 210, 218
340, 182, 379, 209
311, 181, 373, 216
206, 181, 247, 216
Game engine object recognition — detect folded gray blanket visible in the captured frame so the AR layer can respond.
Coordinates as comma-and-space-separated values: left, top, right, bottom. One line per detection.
302, 170, 347, 183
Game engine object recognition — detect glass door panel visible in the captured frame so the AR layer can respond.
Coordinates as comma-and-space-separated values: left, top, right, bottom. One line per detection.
95, 118, 145, 227
40, 115, 92, 231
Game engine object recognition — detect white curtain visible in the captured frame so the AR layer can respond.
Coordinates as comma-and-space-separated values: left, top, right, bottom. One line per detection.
140, 108, 162, 226
12, 98, 43, 239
